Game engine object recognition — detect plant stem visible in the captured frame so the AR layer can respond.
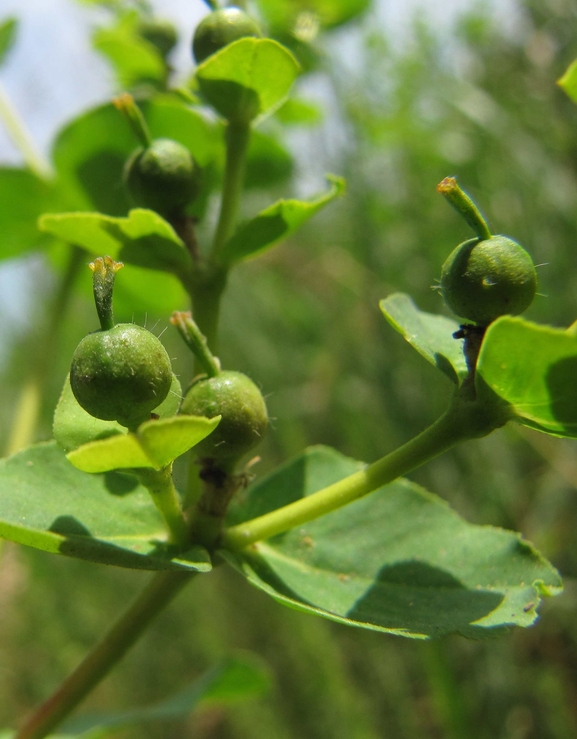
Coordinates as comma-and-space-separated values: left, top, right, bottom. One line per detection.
135, 466, 190, 547
0, 81, 52, 179
112, 93, 152, 148
90, 256, 123, 331
437, 177, 491, 242
15, 570, 195, 739
211, 120, 250, 262
171, 311, 220, 377
5, 246, 85, 456
222, 394, 509, 549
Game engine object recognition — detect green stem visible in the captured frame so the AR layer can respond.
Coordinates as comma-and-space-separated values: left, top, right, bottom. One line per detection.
135, 466, 190, 548
437, 177, 491, 242
112, 93, 152, 148
5, 246, 85, 456
211, 120, 250, 262
223, 393, 509, 549
171, 311, 220, 377
15, 570, 195, 739
91, 257, 123, 331
0, 81, 52, 179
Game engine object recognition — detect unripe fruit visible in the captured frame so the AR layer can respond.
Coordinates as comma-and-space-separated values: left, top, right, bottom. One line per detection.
440, 235, 537, 326
192, 8, 261, 65
137, 19, 178, 58
70, 324, 173, 429
123, 138, 197, 217
180, 370, 268, 461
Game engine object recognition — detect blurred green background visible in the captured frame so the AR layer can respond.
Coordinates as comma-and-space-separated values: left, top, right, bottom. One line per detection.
2, 0, 577, 736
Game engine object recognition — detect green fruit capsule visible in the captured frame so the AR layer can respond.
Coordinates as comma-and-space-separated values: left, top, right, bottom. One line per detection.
70, 324, 173, 429
440, 235, 537, 326
180, 370, 268, 461
123, 138, 197, 217
192, 8, 261, 65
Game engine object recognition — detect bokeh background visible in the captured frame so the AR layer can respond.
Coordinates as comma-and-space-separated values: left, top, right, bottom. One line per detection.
2, 0, 577, 736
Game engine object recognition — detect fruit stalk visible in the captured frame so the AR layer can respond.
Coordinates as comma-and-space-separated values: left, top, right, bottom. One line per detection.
222, 390, 510, 549
437, 177, 491, 241
90, 256, 123, 331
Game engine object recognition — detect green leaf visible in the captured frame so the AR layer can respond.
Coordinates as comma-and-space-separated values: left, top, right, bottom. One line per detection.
0, 168, 59, 260
60, 652, 270, 737
93, 25, 165, 89
244, 130, 294, 189
221, 175, 345, 264
53, 374, 182, 453
67, 415, 221, 473
224, 446, 562, 639
0, 17, 17, 65
380, 293, 468, 385
0, 442, 211, 571
39, 209, 192, 278
256, 0, 370, 30
276, 97, 323, 126
196, 38, 300, 123
558, 59, 577, 104
477, 316, 577, 438
52, 99, 219, 215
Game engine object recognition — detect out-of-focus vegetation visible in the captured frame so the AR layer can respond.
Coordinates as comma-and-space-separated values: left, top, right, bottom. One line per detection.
2, 0, 577, 736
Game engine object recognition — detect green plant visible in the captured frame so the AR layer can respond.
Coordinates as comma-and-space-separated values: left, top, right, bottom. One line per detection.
438, 178, 537, 326
2, 2, 577, 737
69, 257, 173, 430
192, 7, 262, 64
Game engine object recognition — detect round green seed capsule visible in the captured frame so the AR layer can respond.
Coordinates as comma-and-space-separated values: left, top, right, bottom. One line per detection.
192, 8, 261, 65
137, 19, 178, 58
123, 138, 197, 217
70, 324, 173, 429
440, 235, 537, 326
180, 370, 268, 461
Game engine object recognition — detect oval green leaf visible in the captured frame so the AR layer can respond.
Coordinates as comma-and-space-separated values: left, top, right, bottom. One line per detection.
0, 442, 211, 571
195, 38, 300, 123
256, 0, 370, 30
380, 293, 468, 385
224, 446, 561, 639
93, 25, 165, 89
477, 316, 577, 437
221, 175, 344, 263
39, 209, 192, 279
67, 415, 221, 473
0, 168, 59, 260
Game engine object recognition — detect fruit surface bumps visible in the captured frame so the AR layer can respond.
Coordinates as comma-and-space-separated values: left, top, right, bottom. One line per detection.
181, 370, 268, 460
440, 235, 537, 326
123, 138, 197, 217
192, 8, 261, 64
70, 324, 173, 428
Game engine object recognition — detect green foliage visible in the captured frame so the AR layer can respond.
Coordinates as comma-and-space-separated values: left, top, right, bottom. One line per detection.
0, 169, 59, 259
380, 293, 468, 385
0, 442, 211, 571
67, 415, 221, 473
39, 209, 192, 278
0, 17, 17, 66
54, 374, 182, 453
225, 447, 561, 638
477, 316, 577, 437
256, 0, 370, 30
557, 58, 577, 104
93, 24, 165, 89
221, 175, 344, 263
195, 38, 300, 123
